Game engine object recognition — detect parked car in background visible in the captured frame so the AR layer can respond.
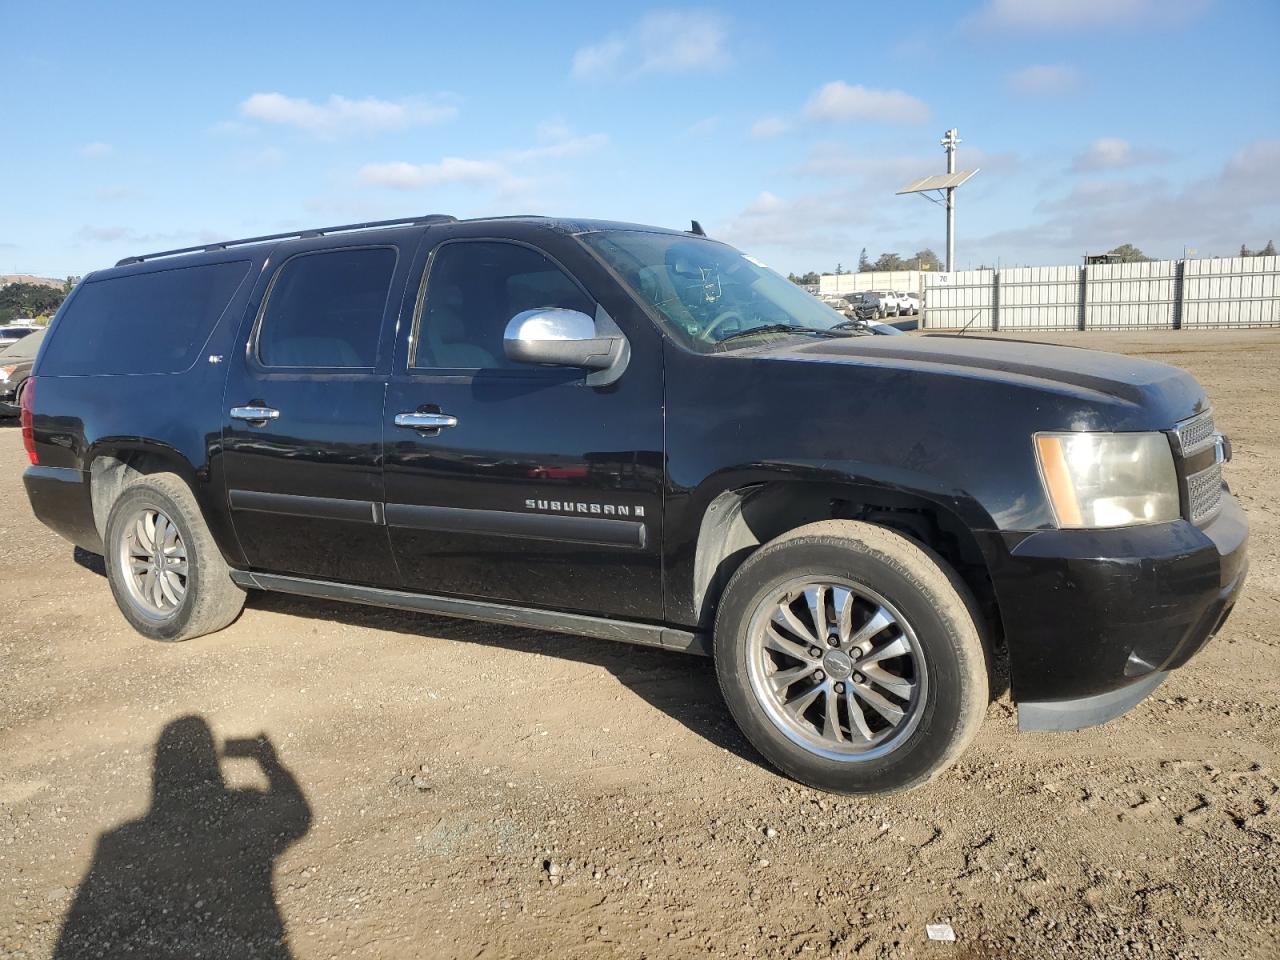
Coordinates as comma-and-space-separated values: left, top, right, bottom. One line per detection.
870, 291, 903, 317
0, 323, 40, 351
900, 292, 921, 316
0, 327, 46, 416
846, 291, 892, 319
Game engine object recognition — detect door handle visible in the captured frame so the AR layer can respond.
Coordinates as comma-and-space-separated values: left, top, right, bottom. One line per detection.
395, 412, 458, 430
230, 405, 280, 422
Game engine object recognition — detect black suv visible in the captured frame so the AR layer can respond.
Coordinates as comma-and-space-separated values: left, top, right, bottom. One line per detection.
21, 215, 1248, 794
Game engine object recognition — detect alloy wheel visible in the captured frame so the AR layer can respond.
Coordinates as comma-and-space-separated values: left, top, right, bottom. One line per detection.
118, 507, 188, 620
746, 578, 928, 761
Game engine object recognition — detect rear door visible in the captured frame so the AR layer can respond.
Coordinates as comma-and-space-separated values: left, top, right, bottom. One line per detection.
381, 229, 665, 621
220, 236, 412, 585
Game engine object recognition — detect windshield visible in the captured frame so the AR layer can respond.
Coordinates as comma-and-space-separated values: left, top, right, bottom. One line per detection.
579, 230, 851, 351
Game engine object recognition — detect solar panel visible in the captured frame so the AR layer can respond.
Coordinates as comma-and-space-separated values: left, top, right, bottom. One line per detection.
896, 169, 979, 194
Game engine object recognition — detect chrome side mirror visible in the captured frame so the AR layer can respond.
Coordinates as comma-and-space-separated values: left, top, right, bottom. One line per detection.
503, 307, 629, 385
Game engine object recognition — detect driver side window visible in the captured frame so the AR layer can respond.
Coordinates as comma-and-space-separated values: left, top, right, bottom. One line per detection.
413, 241, 594, 371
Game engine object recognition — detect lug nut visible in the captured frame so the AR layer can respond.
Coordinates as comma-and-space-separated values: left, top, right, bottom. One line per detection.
828, 636, 840, 647
809, 646, 822, 658
834, 681, 845, 694
853, 673, 865, 684
814, 670, 825, 682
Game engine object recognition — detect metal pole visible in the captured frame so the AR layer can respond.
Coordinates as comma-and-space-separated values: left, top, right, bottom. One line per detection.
941, 128, 959, 272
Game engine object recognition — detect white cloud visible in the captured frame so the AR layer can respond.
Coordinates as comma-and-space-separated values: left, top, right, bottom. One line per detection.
685, 115, 720, 137
1007, 64, 1081, 96
803, 81, 930, 125
973, 139, 1280, 264
239, 92, 457, 138
507, 130, 609, 163
571, 10, 730, 80
972, 0, 1207, 30
360, 124, 608, 195
235, 146, 286, 172
94, 186, 140, 202
76, 225, 134, 243
79, 141, 113, 159
719, 187, 883, 262
74, 226, 222, 246
1070, 137, 1170, 172
358, 158, 513, 190
750, 116, 790, 139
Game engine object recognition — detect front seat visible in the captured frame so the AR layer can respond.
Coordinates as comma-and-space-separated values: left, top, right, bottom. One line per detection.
422, 284, 496, 369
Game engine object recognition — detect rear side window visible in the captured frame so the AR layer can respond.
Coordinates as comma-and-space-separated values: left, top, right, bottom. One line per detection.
41, 261, 249, 376
257, 247, 397, 368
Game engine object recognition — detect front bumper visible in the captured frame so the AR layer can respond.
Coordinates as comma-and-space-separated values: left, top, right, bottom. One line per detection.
987, 491, 1248, 732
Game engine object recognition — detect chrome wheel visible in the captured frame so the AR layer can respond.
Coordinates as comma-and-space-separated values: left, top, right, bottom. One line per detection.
746, 578, 927, 761
117, 507, 188, 620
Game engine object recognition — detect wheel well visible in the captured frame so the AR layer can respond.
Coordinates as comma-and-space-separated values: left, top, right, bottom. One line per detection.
692, 483, 1001, 643
89, 451, 187, 541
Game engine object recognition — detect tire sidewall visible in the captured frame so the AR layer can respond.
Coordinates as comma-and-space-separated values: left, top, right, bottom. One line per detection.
104, 482, 204, 642
716, 535, 978, 794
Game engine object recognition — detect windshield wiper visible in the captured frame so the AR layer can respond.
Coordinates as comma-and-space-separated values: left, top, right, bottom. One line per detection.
713, 323, 838, 346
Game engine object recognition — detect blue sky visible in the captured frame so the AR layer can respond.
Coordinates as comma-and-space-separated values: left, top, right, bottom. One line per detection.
2, 0, 1278, 278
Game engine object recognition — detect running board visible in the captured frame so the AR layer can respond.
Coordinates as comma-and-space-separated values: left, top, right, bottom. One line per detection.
229, 570, 709, 655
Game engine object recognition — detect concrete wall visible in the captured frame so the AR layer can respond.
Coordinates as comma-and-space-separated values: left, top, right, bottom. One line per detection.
819, 270, 924, 297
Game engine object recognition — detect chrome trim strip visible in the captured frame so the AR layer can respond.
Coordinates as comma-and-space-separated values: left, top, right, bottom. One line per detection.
1186, 461, 1225, 525
228, 569, 706, 654
384, 502, 646, 549
229, 405, 281, 422
1171, 409, 1216, 458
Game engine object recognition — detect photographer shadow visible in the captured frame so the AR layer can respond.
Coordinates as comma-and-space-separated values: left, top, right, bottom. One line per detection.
54, 716, 310, 960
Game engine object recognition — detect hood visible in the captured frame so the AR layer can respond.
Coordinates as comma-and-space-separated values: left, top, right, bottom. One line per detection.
769, 333, 1206, 416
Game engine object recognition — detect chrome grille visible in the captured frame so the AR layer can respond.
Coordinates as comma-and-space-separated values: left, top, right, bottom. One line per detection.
1187, 461, 1224, 524
1173, 409, 1216, 457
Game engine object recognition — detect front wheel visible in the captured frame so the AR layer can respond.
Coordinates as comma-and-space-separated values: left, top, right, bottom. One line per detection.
714, 520, 989, 794
104, 473, 245, 642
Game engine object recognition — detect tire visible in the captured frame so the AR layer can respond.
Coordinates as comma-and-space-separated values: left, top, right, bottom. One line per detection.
103, 473, 245, 642
714, 520, 989, 794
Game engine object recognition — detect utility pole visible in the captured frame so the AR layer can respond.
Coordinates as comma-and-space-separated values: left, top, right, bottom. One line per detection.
897, 132, 977, 274
941, 128, 960, 272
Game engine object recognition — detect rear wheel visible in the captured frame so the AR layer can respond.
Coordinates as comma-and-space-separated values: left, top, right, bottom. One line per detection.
104, 474, 245, 641
714, 520, 989, 794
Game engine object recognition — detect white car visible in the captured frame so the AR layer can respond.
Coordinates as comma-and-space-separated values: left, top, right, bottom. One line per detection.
0, 323, 40, 352
868, 291, 902, 317
899, 292, 921, 316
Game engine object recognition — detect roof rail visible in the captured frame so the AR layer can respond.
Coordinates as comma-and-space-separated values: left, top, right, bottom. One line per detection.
115, 214, 457, 267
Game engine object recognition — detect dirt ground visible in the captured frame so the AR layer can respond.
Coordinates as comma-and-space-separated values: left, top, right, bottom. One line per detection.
1, 330, 1277, 960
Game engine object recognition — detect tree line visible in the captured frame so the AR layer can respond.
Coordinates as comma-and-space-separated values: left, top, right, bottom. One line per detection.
788, 248, 941, 285
787, 240, 1277, 284
0, 278, 78, 324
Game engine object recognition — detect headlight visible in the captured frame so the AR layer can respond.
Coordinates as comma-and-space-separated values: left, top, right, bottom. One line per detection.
1034, 432, 1179, 528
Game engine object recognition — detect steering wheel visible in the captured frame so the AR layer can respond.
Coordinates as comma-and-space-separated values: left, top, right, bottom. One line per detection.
698, 309, 746, 343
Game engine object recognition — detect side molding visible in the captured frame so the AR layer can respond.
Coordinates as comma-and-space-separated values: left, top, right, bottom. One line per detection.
230, 570, 707, 655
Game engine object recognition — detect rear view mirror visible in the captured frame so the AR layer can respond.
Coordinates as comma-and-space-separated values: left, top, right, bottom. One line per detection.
503, 308, 629, 386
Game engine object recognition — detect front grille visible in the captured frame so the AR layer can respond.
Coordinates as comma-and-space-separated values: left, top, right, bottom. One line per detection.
1187, 461, 1224, 524
1173, 409, 1216, 457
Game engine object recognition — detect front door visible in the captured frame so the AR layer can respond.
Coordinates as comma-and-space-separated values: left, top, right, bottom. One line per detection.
221, 240, 409, 585
382, 235, 665, 621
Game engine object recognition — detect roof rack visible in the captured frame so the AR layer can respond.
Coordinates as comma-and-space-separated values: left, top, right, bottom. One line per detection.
115, 214, 457, 267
